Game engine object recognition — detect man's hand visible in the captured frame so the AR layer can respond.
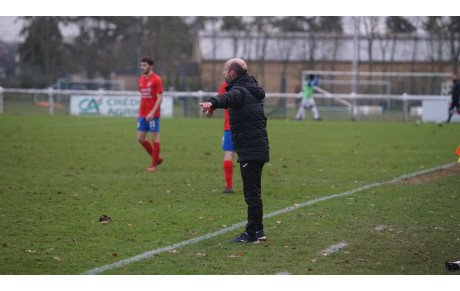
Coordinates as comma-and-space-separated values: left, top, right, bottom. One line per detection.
199, 102, 213, 112
146, 112, 154, 122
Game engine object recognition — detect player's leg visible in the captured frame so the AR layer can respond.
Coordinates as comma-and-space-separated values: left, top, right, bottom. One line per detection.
223, 151, 235, 193
222, 130, 235, 193
455, 99, 460, 114
447, 102, 455, 123
232, 161, 264, 243
146, 118, 162, 172
310, 98, 322, 120
137, 117, 153, 155
296, 99, 306, 120
311, 106, 320, 120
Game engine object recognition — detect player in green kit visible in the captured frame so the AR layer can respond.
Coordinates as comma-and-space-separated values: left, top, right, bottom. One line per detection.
296, 74, 322, 121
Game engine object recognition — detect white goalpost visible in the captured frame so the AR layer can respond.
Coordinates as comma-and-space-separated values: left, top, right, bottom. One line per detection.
300, 70, 455, 121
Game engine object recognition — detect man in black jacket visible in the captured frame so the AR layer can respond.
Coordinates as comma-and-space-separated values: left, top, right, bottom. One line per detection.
200, 58, 269, 243
447, 74, 460, 123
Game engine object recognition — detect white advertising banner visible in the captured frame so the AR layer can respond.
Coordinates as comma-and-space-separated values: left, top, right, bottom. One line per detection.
70, 95, 173, 117
422, 100, 460, 123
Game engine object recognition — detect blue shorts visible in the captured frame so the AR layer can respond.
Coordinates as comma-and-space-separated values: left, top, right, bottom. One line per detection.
222, 130, 235, 152
137, 117, 160, 132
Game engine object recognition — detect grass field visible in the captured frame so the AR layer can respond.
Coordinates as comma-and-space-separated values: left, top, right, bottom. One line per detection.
0, 114, 459, 278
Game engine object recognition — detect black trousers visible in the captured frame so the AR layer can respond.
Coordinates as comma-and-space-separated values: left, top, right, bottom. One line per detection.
239, 161, 265, 236
447, 98, 460, 122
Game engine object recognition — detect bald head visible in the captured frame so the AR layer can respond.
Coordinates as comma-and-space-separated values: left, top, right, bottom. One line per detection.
227, 58, 247, 76
223, 58, 248, 83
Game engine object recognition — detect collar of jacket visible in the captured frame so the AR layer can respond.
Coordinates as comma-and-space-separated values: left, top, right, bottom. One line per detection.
226, 73, 249, 90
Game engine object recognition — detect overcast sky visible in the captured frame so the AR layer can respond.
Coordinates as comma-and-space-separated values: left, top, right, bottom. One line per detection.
0, 16, 354, 43
0, 16, 25, 42
0, 1, 452, 43
0, 16, 365, 44
0, 16, 419, 44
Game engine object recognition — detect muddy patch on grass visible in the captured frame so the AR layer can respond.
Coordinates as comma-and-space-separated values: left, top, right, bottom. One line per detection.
392, 164, 460, 185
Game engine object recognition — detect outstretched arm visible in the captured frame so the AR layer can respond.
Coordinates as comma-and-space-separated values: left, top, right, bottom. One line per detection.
210, 89, 244, 109
313, 76, 320, 86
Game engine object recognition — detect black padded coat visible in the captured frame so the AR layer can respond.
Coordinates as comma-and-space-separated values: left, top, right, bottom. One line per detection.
208, 73, 269, 162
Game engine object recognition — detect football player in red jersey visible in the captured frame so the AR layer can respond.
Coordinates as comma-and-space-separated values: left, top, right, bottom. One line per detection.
206, 82, 235, 193
137, 56, 164, 172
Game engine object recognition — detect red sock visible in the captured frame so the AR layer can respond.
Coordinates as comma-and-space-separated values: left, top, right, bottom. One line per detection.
223, 160, 233, 188
152, 142, 160, 167
141, 140, 153, 156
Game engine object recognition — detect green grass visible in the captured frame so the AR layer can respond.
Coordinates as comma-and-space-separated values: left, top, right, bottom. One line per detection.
0, 115, 459, 275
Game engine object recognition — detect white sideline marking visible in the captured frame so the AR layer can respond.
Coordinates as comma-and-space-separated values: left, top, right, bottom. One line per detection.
374, 224, 388, 231
321, 242, 349, 255
81, 162, 457, 275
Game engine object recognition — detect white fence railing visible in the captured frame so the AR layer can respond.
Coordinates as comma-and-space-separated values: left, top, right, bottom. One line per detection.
0, 86, 454, 122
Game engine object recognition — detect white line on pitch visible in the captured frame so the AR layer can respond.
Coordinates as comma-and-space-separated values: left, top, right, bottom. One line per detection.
81, 161, 457, 275
321, 242, 349, 255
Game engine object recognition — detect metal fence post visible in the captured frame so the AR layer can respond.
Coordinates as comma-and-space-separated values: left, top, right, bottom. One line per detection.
403, 93, 408, 122
198, 90, 203, 118
0, 86, 3, 115
48, 87, 54, 115
281, 77, 287, 120
351, 92, 358, 120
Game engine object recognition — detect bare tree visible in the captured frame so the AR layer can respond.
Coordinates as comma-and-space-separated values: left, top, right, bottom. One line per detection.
361, 16, 381, 93
317, 17, 343, 73
361, 16, 380, 72
193, 17, 222, 91
273, 17, 306, 89
249, 17, 275, 86
295, 17, 343, 70
221, 17, 247, 57
423, 16, 447, 75
429, 16, 460, 75
385, 16, 417, 93
18, 16, 68, 87
385, 17, 411, 76
140, 17, 194, 89
273, 32, 296, 90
